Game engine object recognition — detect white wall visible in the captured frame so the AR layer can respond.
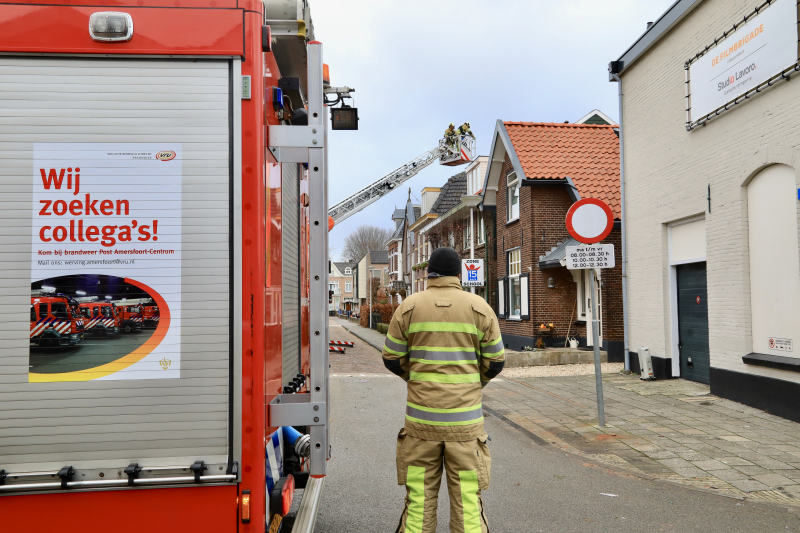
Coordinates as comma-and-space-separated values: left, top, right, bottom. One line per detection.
420, 190, 440, 215
670, 219, 706, 263
748, 164, 800, 357
620, 0, 800, 384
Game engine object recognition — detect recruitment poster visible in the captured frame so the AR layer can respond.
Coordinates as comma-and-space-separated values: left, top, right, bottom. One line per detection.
29, 143, 182, 382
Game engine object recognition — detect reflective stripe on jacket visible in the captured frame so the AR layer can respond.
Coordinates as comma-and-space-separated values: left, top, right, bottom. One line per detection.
382, 276, 504, 441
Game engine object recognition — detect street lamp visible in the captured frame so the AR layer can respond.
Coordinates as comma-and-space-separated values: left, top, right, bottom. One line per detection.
460, 194, 482, 294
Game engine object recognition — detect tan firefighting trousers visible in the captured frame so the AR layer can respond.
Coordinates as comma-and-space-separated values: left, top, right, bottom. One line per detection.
395, 429, 491, 533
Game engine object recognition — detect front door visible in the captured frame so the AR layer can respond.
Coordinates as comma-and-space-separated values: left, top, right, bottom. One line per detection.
677, 262, 710, 384
585, 269, 603, 347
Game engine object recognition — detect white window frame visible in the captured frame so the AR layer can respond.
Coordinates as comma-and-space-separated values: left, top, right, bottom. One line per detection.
344, 267, 351, 275
345, 281, 352, 293
462, 217, 471, 249
477, 217, 486, 245
507, 248, 521, 320
506, 171, 520, 222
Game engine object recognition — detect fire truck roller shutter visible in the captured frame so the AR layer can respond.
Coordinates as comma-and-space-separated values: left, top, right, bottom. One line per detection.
0, 58, 236, 479
282, 163, 302, 388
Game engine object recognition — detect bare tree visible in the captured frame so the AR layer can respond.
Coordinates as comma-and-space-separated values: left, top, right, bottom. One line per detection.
341, 224, 392, 262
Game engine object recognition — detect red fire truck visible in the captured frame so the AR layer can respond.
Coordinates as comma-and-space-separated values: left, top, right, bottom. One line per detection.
1, 1, 333, 532
142, 305, 160, 328
116, 304, 144, 333
78, 301, 120, 337
30, 294, 85, 347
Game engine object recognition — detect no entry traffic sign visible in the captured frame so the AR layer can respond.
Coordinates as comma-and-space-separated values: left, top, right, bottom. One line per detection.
565, 198, 614, 244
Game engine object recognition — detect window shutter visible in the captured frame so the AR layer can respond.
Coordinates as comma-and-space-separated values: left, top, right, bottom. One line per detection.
520, 274, 530, 320
504, 277, 509, 318
497, 278, 506, 318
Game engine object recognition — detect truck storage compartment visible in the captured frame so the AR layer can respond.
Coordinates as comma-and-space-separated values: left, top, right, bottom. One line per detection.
0, 57, 237, 491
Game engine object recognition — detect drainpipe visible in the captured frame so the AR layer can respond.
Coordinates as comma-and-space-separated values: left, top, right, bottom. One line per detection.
611, 72, 631, 373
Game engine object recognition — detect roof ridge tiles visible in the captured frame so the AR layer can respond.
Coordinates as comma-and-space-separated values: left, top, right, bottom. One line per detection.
504, 121, 615, 128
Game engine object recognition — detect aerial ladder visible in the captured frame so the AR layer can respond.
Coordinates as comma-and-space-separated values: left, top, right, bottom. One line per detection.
327, 134, 475, 226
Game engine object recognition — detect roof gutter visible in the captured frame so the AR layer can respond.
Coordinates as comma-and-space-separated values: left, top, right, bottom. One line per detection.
610, 73, 631, 374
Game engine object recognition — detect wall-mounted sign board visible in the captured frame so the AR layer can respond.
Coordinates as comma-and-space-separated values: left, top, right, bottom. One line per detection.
687, 0, 799, 129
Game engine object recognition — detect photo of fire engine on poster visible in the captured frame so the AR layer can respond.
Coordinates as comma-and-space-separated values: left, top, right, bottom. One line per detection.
29, 143, 182, 383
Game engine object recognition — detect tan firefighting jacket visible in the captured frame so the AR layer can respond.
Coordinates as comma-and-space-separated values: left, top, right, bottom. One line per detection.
382, 276, 505, 441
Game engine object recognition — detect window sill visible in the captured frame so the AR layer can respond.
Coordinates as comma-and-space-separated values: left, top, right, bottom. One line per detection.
506, 316, 522, 322
742, 353, 800, 373
505, 218, 520, 227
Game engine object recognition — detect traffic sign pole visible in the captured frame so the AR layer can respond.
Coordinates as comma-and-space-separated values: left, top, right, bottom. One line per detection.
589, 269, 606, 427
565, 198, 615, 428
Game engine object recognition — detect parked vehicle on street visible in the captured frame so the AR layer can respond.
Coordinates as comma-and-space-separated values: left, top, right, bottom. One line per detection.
78, 302, 120, 337
29, 295, 84, 347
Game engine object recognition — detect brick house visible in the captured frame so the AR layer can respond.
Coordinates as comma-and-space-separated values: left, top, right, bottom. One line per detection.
410, 158, 496, 304
397, 194, 422, 295
480, 119, 623, 360
386, 207, 406, 296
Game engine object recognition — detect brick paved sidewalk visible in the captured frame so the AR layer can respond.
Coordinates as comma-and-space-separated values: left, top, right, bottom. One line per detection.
483, 372, 800, 506
329, 319, 390, 375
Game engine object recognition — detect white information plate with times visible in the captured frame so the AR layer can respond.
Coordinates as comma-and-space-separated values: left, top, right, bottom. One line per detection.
566, 244, 615, 270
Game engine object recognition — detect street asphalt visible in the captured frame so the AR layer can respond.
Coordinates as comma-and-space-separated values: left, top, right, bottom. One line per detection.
315, 374, 800, 532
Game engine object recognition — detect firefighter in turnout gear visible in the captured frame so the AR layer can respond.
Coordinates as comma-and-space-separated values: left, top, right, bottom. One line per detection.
444, 123, 458, 152
382, 247, 504, 533
458, 122, 474, 139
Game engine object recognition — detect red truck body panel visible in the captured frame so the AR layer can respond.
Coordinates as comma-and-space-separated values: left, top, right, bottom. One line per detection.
5, 485, 239, 533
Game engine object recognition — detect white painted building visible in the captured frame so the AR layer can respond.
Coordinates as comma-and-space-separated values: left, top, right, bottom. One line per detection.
610, 0, 800, 421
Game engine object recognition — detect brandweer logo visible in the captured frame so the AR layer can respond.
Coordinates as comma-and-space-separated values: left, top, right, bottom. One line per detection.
718, 63, 756, 91
155, 151, 176, 161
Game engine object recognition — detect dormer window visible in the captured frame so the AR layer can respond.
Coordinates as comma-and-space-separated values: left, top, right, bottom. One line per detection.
345, 268, 351, 275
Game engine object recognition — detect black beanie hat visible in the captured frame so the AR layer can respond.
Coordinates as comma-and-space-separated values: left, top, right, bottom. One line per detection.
428, 247, 461, 277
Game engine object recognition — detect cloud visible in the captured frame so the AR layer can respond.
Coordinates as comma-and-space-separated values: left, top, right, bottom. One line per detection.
311, 0, 674, 259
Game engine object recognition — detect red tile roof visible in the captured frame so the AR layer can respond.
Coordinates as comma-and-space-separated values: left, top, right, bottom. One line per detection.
503, 122, 620, 218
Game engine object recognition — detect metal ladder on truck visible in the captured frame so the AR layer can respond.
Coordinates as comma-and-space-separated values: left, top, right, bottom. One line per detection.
327, 135, 475, 226
266, 41, 331, 533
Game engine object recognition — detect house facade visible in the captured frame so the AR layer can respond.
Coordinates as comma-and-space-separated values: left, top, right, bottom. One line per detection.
386, 208, 405, 286
480, 120, 623, 359
353, 250, 389, 308
610, 0, 800, 421
330, 261, 356, 314
411, 158, 496, 305
398, 195, 422, 295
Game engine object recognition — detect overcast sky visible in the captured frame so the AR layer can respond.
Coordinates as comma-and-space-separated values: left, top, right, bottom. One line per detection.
313, 0, 675, 261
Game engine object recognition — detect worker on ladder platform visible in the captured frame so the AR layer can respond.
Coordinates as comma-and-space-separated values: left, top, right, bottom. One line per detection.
444, 122, 458, 151
382, 247, 505, 533
458, 122, 475, 140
